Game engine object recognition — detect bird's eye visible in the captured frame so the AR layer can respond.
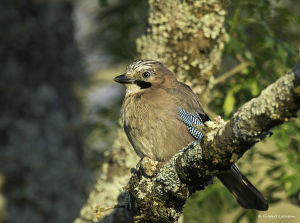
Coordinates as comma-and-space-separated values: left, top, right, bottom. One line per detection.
142, 72, 151, 78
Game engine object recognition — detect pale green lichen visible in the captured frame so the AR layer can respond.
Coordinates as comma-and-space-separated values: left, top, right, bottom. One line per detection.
128, 140, 207, 222
232, 73, 296, 142
137, 0, 228, 102
204, 118, 227, 142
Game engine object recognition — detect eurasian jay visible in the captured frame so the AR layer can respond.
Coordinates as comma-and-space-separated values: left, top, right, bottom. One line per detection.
114, 59, 268, 211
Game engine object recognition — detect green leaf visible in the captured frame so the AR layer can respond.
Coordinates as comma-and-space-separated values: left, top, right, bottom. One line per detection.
223, 90, 235, 117
249, 79, 259, 96
223, 85, 242, 117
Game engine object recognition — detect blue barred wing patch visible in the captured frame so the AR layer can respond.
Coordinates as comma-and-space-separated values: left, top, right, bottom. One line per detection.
177, 107, 204, 140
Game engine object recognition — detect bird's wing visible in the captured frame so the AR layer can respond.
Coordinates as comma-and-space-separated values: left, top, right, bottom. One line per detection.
177, 107, 204, 140
165, 83, 208, 115
164, 83, 210, 140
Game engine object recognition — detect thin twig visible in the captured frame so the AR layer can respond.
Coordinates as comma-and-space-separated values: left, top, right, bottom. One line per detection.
213, 61, 251, 85
99, 203, 128, 212
95, 203, 129, 220
133, 215, 145, 222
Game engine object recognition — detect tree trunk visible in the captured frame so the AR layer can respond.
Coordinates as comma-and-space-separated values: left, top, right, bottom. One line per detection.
0, 1, 90, 222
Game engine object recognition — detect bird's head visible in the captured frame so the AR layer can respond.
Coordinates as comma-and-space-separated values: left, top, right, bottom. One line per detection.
114, 60, 176, 95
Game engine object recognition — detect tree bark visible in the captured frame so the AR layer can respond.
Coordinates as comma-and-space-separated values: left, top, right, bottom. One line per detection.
137, 0, 229, 103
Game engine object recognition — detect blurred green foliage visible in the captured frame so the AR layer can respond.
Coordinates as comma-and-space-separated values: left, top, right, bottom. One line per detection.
211, 0, 300, 118
272, 119, 300, 201
97, 0, 149, 62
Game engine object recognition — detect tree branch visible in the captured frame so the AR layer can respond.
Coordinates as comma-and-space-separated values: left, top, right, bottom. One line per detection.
126, 62, 300, 223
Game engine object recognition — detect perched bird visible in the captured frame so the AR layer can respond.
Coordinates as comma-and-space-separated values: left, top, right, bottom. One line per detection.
114, 59, 268, 211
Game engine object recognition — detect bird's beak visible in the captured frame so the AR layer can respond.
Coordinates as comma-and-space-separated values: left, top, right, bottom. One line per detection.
114, 74, 135, 84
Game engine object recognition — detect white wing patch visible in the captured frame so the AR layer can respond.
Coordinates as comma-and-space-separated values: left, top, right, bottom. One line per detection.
177, 107, 204, 140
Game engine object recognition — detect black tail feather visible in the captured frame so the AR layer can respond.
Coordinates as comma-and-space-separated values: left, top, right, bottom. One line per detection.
217, 164, 268, 211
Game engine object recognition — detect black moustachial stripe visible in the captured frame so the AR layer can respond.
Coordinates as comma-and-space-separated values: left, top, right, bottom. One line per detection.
135, 80, 152, 89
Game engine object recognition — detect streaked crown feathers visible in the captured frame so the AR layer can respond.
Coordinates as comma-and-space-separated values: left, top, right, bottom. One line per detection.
126, 60, 162, 74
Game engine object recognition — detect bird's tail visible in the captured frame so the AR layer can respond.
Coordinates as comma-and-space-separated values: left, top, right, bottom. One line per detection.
217, 164, 268, 211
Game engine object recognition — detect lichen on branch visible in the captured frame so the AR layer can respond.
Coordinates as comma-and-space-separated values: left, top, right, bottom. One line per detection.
137, 0, 229, 101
